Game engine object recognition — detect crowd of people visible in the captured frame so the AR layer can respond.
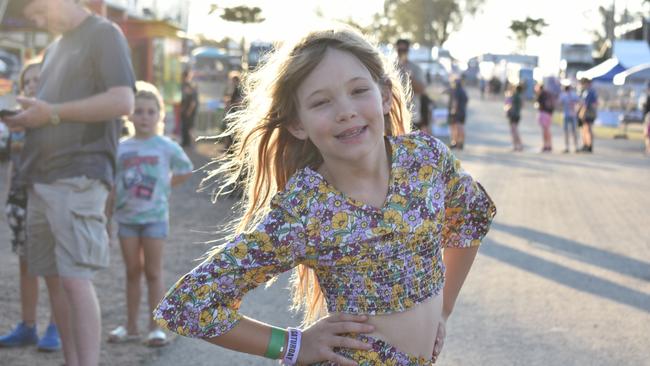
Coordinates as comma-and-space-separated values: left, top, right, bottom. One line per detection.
500, 77, 602, 154
536, 77, 599, 153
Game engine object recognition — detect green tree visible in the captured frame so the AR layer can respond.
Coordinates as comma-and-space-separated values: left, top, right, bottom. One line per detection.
209, 5, 265, 24
509, 17, 548, 52
369, 0, 484, 47
591, 4, 641, 61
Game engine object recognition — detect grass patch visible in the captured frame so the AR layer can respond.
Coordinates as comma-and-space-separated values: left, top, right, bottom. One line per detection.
552, 113, 643, 141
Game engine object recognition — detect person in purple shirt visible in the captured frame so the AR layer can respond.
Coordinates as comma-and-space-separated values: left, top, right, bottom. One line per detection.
153, 26, 495, 366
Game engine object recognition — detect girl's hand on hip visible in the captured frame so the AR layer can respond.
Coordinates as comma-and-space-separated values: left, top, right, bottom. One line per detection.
432, 318, 446, 363
298, 313, 374, 366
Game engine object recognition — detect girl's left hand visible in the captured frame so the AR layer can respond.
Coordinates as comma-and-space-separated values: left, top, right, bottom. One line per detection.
432, 318, 446, 363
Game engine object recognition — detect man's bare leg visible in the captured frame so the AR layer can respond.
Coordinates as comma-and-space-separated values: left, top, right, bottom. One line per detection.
45, 276, 77, 366
60, 277, 101, 366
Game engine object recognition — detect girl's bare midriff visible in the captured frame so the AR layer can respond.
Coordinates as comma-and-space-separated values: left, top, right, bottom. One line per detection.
365, 293, 442, 359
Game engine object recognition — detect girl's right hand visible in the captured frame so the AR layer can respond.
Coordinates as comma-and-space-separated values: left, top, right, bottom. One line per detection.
298, 313, 375, 366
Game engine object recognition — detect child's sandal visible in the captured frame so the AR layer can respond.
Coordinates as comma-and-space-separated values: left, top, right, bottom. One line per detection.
144, 329, 167, 347
107, 326, 140, 343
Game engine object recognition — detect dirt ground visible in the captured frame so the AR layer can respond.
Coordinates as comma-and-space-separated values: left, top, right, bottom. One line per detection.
0, 142, 231, 366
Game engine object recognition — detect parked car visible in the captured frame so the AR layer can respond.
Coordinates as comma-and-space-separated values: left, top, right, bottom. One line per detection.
417, 60, 450, 85
247, 42, 274, 71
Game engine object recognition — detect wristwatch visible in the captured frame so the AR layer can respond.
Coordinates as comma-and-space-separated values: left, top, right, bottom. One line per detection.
49, 105, 61, 126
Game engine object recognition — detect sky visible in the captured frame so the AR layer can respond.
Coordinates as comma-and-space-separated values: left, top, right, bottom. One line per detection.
187, 0, 647, 75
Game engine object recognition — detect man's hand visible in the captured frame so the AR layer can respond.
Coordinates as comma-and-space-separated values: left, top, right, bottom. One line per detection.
4, 97, 53, 130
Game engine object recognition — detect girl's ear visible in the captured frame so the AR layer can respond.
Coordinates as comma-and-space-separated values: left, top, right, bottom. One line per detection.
381, 79, 393, 115
286, 120, 308, 140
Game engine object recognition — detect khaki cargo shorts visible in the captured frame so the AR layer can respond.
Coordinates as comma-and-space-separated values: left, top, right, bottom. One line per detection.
26, 176, 110, 279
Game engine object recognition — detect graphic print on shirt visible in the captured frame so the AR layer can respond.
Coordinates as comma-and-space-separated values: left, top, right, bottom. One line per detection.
120, 151, 159, 200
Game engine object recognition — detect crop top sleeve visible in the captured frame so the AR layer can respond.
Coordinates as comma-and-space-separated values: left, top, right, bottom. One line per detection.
153, 201, 306, 338
440, 143, 496, 248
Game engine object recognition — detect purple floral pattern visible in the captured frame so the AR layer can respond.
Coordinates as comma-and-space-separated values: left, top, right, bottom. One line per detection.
154, 132, 496, 339
316, 334, 433, 366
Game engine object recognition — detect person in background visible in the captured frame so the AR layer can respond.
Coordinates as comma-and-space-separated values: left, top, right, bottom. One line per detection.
221, 72, 244, 151
577, 78, 597, 153
643, 81, 650, 155
2, 1, 136, 365
107, 81, 192, 347
535, 83, 555, 152
180, 69, 198, 148
559, 85, 580, 153
0, 62, 62, 352
449, 78, 468, 150
395, 39, 426, 132
479, 77, 486, 100
504, 84, 523, 152
154, 26, 495, 366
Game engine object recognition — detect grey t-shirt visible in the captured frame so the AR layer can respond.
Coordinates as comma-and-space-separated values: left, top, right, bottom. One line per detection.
19, 15, 135, 188
399, 60, 425, 124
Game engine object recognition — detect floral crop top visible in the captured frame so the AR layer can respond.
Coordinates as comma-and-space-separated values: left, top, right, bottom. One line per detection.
154, 132, 496, 339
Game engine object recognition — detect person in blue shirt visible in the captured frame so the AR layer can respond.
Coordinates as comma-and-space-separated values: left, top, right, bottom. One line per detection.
559, 85, 580, 153
577, 78, 598, 153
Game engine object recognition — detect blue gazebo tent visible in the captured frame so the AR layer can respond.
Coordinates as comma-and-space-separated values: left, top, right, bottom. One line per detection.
577, 40, 650, 83
613, 63, 650, 86
576, 58, 627, 83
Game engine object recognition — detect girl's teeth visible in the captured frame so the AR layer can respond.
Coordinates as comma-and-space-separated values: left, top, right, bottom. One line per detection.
338, 127, 363, 138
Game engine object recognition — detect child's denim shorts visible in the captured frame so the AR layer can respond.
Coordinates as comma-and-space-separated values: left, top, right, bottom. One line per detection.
118, 221, 168, 239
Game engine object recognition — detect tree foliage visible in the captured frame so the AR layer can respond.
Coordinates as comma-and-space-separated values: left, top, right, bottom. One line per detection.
366, 0, 484, 47
209, 5, 265, 24
591, 4, 640, 60
509, 17, 548, 52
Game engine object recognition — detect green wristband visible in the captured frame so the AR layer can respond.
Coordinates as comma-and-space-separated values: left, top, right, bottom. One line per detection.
264, 327, 286, 359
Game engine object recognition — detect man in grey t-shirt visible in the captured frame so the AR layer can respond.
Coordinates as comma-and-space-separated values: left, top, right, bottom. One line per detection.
2, 1, 135, 365
396, 39, 426, 131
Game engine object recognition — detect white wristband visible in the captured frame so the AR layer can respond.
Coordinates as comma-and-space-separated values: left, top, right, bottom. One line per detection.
282, 327, 301, 365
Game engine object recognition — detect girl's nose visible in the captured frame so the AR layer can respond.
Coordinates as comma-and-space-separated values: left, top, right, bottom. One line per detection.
335, 99, 357, 123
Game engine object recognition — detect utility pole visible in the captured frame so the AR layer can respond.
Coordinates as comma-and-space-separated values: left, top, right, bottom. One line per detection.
605, 0, 616, 58
0, 0, 7, 24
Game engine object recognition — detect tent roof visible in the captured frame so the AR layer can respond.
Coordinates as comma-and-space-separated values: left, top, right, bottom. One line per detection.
576, 58, 627, 83
613, 40, 650, 68
191, 47, 228, 59
613, 63, 650, 86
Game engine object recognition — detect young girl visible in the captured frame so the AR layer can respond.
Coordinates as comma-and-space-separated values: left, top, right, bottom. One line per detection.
535, 84, 554, 152
0, 62, 62, 352
108, 82, 193, 347
558, 85, 580, 153
504, 84, 523, 152
154, 27, 495, 365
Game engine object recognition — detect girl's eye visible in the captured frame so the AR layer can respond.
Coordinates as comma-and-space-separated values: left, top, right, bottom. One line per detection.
353, 88, 369, 95
310, 100, 329, 108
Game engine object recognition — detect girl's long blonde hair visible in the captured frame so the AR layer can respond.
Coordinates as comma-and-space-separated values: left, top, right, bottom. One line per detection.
208, 25, 412, 325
